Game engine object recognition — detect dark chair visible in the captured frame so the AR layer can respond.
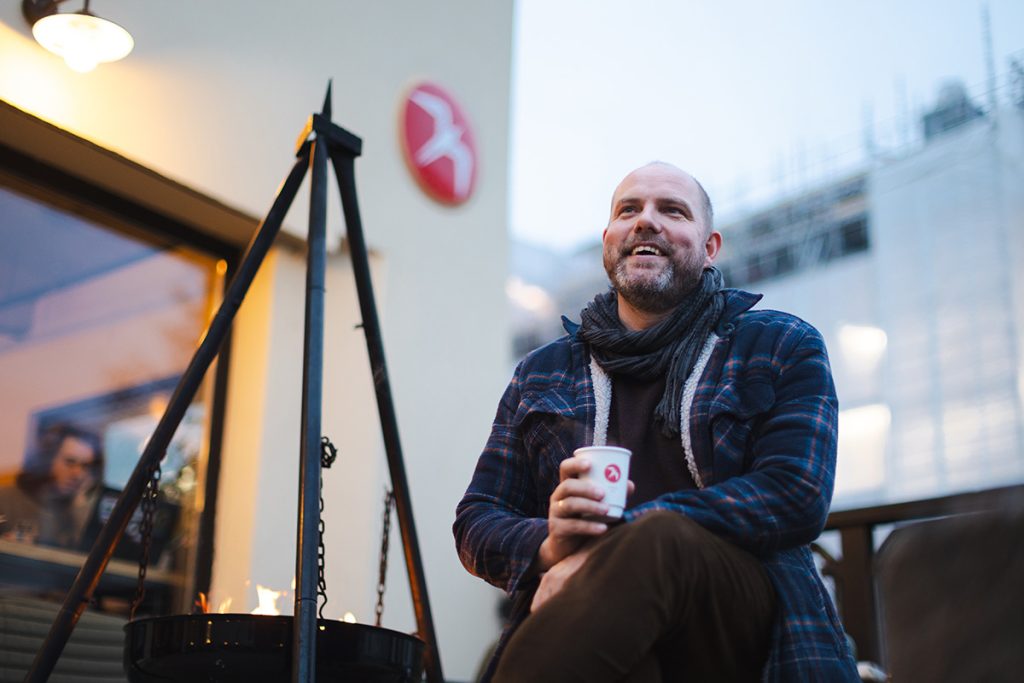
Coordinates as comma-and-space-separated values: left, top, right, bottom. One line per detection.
875, 506, 1024, 682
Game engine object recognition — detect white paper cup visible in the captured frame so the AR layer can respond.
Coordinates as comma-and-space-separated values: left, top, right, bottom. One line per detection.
574, 446, 632, 522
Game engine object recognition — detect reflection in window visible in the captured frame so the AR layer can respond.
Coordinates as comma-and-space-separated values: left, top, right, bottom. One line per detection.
0, 182, 219, 614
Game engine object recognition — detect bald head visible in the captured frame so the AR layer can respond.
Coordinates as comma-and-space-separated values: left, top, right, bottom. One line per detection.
610, 162, 714, 236
602, 161, 722, 327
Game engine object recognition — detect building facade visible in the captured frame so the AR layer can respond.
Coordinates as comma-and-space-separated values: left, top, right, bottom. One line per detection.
512, 94, 1024, 512
716, 101, 1024, 509
1, 2, 514, 679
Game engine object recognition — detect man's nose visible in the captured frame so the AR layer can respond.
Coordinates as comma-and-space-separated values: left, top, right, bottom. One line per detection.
633, 204, 661, 232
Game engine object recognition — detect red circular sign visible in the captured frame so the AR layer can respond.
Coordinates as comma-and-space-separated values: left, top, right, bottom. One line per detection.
604, 464, 621, 483
400, 82, 478, 206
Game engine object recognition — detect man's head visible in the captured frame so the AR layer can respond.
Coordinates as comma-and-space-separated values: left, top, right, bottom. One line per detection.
49, 434, 99, 496
602, 162, 721, 320
31, 424, 102, 498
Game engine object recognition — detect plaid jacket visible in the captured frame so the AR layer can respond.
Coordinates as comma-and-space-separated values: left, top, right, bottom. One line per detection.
454, 289, 859, 681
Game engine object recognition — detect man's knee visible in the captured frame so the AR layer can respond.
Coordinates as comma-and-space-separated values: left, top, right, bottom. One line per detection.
628, 509, 708, 547
619, 511, 743, 578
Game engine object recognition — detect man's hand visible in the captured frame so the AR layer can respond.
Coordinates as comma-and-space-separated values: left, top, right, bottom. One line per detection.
535, 457, 635, 572
531, 544, 593, 613
535, 457, 610, 572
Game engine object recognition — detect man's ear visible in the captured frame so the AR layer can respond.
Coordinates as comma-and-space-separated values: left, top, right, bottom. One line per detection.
602, 227, 608, 243
704, 231, 722, 265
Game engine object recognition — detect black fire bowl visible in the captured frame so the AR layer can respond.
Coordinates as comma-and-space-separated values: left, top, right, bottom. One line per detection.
124, 613, 425, 682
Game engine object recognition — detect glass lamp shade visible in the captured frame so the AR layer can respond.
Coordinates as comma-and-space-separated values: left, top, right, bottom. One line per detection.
32, 11, 134, 73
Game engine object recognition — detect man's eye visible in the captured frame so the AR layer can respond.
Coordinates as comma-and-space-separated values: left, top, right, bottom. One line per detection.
619, 206, 637, 215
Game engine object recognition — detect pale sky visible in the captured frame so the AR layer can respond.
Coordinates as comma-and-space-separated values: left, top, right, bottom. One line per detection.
510, 0, 1024, 252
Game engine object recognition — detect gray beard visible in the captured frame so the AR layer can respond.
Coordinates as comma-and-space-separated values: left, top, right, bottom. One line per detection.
607, 251, 705, 314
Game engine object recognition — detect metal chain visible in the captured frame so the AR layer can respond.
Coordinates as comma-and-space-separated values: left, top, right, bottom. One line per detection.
130, 461, 162, 620
317, 436, 338, 620
375, 488, 395, 627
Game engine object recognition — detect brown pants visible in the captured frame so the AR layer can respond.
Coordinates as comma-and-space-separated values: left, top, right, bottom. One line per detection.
493, 511, 776, 683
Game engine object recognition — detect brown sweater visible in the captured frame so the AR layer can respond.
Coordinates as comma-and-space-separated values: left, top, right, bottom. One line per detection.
606, 372, 697, 508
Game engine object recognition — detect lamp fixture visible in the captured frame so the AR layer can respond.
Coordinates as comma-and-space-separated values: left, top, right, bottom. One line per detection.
22, 0, 134, 73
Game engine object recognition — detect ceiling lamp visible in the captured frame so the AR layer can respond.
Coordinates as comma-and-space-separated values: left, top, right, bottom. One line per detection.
22, 0, 134, 73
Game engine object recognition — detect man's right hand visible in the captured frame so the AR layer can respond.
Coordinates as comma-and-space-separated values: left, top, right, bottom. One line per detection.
535, 456, 611, 572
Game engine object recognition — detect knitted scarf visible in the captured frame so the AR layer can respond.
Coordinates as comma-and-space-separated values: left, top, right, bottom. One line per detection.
578, 267, 725, 437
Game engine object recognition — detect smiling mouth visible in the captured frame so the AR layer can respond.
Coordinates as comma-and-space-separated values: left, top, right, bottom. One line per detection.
629, 245, 665, 257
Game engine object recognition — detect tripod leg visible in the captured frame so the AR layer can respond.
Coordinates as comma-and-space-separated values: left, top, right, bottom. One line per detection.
293, 133, 329, 683
25, 147, 312, 683
329, 150, 445, 683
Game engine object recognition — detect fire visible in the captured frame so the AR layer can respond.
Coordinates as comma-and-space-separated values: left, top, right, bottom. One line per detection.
251, 584, 284, 615
194, 592, 236, 614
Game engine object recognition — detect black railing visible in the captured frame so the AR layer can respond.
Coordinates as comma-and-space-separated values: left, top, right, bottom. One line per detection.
817, 483, 1024, 665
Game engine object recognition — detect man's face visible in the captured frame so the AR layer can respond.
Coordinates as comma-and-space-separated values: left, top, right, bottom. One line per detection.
49, 436, 97, 496
602, 164, 720, 313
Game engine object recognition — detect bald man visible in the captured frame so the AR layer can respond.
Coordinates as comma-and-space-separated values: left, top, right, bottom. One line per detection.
455, 163, 858, 682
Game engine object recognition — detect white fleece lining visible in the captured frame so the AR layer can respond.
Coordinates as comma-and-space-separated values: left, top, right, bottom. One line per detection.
588, 332, 719, 488
589, 357, 611, 447
680, 333, 719, 489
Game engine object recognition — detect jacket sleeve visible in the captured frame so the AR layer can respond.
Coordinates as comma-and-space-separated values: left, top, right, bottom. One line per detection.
623, 324, 839, 556
453, 362, 549, 594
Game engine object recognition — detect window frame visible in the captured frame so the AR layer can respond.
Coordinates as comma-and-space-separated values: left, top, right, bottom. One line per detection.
0, 99, 266, 607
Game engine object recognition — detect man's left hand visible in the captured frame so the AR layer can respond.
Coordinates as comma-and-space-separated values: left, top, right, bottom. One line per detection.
530, 544, 593, 613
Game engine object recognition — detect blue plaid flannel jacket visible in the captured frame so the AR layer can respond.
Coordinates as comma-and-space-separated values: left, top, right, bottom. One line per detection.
454, 289, 859, 681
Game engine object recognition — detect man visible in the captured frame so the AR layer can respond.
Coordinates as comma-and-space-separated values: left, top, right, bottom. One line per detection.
0, 424, 103, 547
454, 162, 858, 681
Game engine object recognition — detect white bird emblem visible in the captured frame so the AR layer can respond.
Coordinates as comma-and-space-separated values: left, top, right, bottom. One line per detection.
410, 89, 474, 200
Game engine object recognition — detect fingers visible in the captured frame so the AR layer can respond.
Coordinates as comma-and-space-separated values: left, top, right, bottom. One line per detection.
531, 550, 591, 613
531, 572, 557, 613
550, 478, 607, 519
627, 479, 636, 495
551, 516, 608, 537
553, 477, 604, 506
538, 456, 612, 570
558, 455, 592, 482
530, 584, 547, 613
553, 494, 608, 520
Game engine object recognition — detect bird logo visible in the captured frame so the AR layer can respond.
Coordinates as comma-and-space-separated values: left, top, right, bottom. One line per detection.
401, 82, 478, 205
604, 464, 621, 483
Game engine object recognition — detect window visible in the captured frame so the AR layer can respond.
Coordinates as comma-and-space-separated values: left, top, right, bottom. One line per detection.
0, 102, 249, 619
839, 216, 870, 254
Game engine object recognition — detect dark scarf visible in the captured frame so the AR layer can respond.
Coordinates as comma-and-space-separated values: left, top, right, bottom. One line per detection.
578, 267, 726, 437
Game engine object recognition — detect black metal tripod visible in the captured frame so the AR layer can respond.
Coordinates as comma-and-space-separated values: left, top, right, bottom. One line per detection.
24, 84, 444, 683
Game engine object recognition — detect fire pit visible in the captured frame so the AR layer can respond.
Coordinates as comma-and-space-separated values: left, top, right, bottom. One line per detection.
124, 614, 424, 682
25, 90, 443, 683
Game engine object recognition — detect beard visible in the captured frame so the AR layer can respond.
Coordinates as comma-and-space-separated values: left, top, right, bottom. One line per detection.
603, 238, 706, 313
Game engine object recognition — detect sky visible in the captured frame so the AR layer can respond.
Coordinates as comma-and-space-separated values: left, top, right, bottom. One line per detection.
509, 0, 1024, 252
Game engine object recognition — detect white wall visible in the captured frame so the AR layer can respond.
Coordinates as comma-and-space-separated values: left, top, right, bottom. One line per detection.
870, 110, 1024, 502
1, 2, 513, 678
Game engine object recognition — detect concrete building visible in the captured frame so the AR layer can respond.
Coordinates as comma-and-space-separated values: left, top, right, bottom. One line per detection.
717, 95, 1024, 509
512, 89, 1024, 512
1, 2, 513, 679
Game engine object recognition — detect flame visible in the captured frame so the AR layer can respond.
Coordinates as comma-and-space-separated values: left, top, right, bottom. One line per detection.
251, 584, 284, 615
195, 591, 235, 614
342, 612, 356, 623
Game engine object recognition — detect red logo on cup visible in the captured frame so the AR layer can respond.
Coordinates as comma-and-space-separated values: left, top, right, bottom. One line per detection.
604, 464, 621, 483
400, 82, 478, 206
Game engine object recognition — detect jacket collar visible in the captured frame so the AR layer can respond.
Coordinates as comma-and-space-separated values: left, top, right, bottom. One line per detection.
561, 288, 762, 340
715, 289, 762, 336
